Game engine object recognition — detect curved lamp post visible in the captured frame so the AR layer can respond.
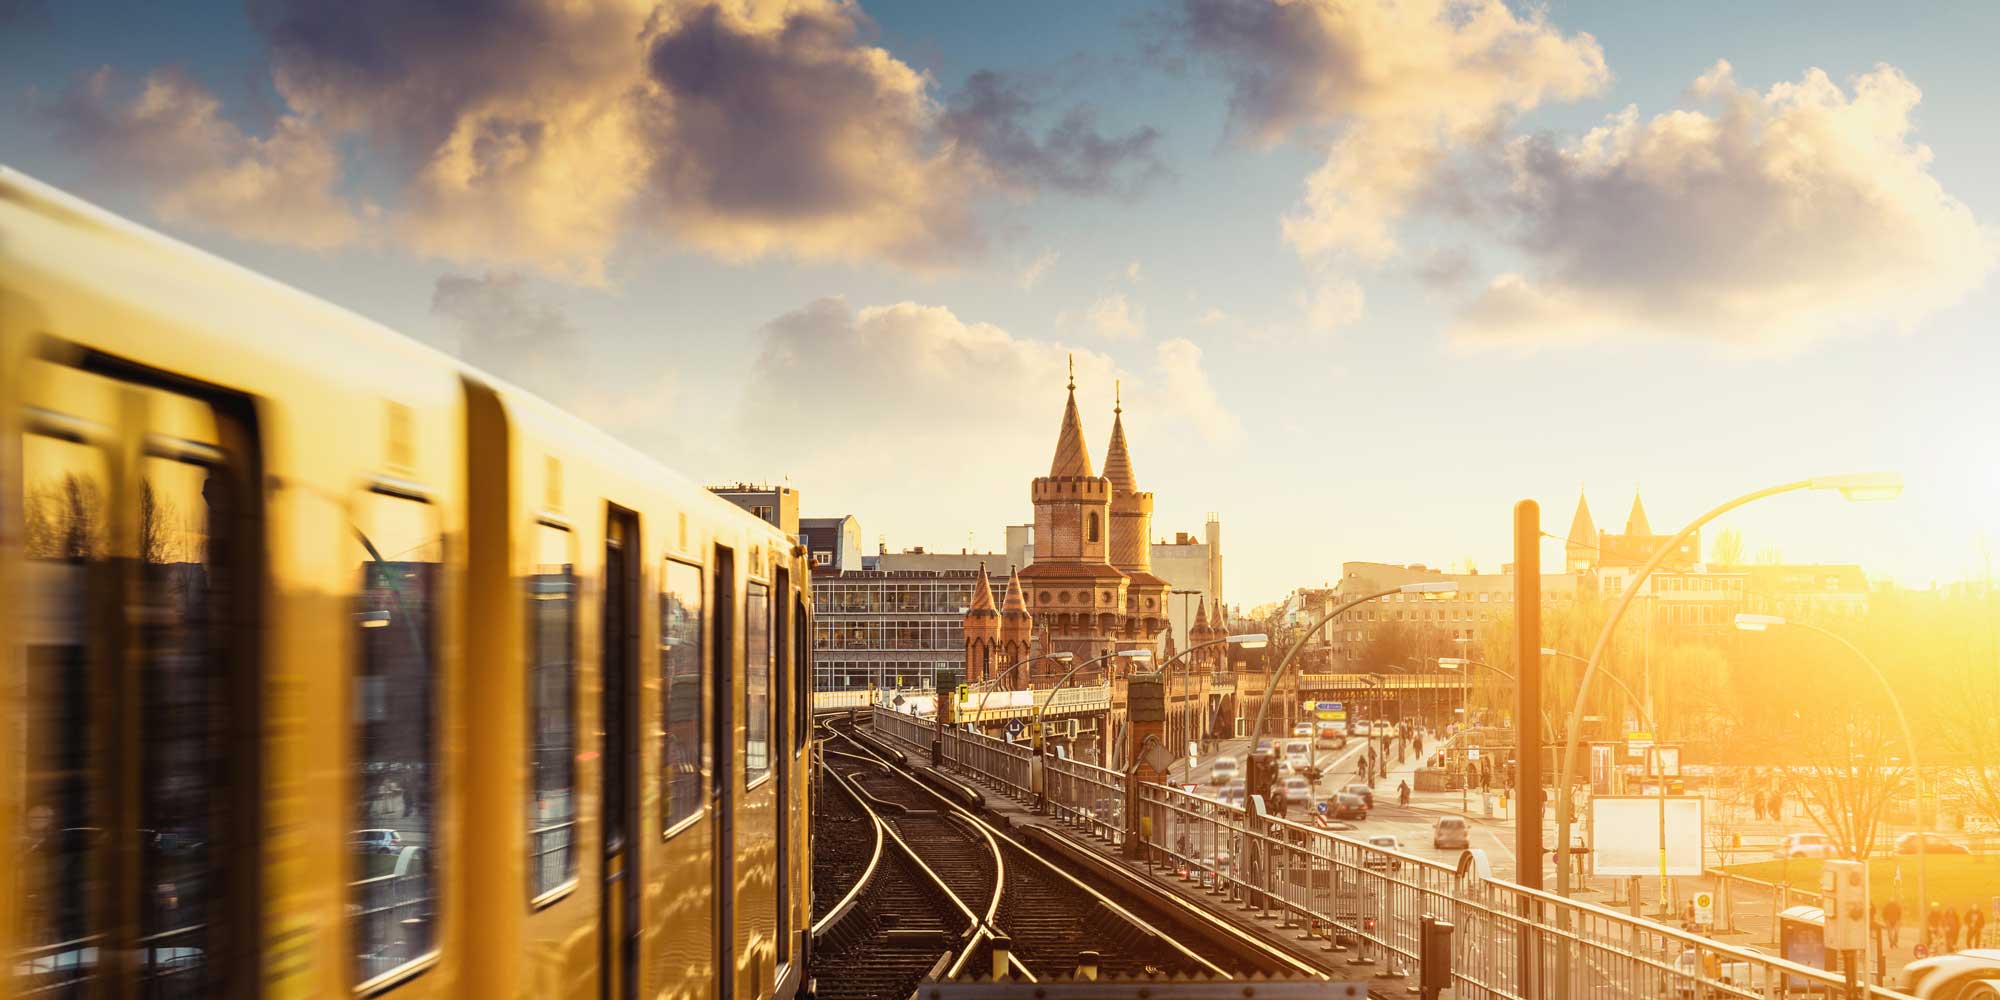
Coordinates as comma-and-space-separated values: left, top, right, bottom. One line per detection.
968, 650, 1075, 725
1736, 612, 1925, 935
1030, 648, 1154, 758
1551, 472, 1901, 897
1153, 632, 1270, 783
1246, 582, 1459, 756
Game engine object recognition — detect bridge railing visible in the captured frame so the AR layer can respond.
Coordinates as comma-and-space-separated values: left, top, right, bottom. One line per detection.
940, 726, 1033, 801
1042, 756, 1125, 846
867, 705, 934, 754
812, 689, 875, 712
1129, 780, 1913, 1000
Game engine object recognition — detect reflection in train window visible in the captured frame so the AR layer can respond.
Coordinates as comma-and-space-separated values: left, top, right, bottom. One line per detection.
350, 493, 441, 987
19, 433, 109, 994
662, 559, 704, 831
528, 523, 576, 899
138, 454, 229, 997
745, 581, 771, 785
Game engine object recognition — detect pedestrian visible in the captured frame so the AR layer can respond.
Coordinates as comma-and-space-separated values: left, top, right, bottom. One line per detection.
1398, 780, 1411, 808
1884, 898, 1903, 948
1752, 789, 1765, 821
1946, 903, 1962, 951
1967, 904, 1986, 949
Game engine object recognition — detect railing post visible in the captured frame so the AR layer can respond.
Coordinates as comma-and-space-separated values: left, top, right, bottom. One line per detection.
1123, 767, 1143, 859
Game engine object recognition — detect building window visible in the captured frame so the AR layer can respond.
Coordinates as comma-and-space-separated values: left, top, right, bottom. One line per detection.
812, 551, 831, 567
1087, 512, 1101, 542
528, 523, 576, 898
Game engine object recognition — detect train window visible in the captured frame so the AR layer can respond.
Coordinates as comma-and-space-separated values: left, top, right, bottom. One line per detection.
745, 581, 772, 785
528, 523, 576, 900
795, 596, 810, 753
19, 433, 110, 993
350, 492, 442, 988
137, 452, 231, 994
662, 558, 704, 833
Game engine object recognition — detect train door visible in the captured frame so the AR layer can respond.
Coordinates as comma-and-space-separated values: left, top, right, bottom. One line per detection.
772, 566, 791, 975
710, 546, 736, 999
600, 509, 639, 1000
15, 358, 259, 998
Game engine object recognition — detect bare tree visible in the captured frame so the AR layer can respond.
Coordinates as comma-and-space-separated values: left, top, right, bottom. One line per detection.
1783, 715, 1911, 859
24, 474, 105, 560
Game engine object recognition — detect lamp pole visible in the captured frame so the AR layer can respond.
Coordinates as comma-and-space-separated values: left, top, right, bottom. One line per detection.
1246, 582, 1458, 761
1031, 648, 1154, 759
1553, 473, 1901, 897
1736, 614, 1925, 940
969, 651, 1075, 729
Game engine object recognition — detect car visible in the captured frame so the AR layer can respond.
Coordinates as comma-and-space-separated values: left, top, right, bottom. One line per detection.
1897, 832, 1972, 855
1209, 755, 1240, 785
1353, 720, 1373, 737
1281, 776, 1314, 808
353, 829, 404, 855
1364, 834, 1402, 870
1330, 792, 1368, 820
1294, 722, 1316, 737
1315, 724, 1347, 749
1897, 948, 2000, 999
1282, 739, 1312, 768
1220, 781, 1246, 809
1672, 946, 1773, 997
1343, 782, 1374, 809
1775, 832, 1838, 859
1275, 758, 1295, 777
1433, 816, 1469, 850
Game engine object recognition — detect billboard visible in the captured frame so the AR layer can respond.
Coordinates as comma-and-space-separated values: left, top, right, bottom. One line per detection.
1589, 795, 1704, 876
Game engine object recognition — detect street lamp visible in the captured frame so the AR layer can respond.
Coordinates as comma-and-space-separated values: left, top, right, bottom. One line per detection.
1154, 632, 1270, 783
1734, 612, 1926, 935
1031, 648, 1154, 761
1551, 473, 1901, 897
1246, 582, 1458, 756
968, 651, 1075, 726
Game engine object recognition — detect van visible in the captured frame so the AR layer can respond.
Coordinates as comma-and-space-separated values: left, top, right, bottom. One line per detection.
1283, 739, 1311, 768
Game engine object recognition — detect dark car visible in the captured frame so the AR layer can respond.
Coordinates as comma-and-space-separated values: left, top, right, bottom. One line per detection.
1895, 832, 1971, 855
1331, 792, 1369, 820
1343, 783, 1374, 809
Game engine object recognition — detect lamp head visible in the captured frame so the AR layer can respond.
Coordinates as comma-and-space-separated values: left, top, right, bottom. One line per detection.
1227, 632, 1270, 649
1734, 612, 1787, 632
1437, 657, 1468, 668
1050, 651, 1075, 661
1807, 472, 1903, 502
1117, 649, 1152, 660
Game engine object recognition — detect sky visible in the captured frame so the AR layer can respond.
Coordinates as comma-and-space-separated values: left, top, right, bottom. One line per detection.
3, 0, 1995, 606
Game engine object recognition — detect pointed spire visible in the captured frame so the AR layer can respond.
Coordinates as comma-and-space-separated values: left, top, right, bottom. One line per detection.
1567, 488, 1597, 548
1048, 359, 1095, 478
1626, 491, 1652, 537
1191, 597, 1210, 639
969, 561, 996, 612
1002, 564, 1029, 615
1102, 383, 1137, 493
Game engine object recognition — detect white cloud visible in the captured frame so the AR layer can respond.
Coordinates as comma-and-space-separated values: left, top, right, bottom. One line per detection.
1301, 277, 1366, 333
49, 67, 360, 249
1154, 338, 1242, 441
1453, 62, 1994, 348
1183, 0, 1608, 261
1018, 249, 1061, 289
1087, 292, 1145, 339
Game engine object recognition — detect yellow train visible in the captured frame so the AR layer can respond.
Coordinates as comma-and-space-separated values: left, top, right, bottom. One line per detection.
0, 169, 813, 999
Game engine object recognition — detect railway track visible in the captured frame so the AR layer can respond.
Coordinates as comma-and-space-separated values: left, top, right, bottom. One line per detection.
813, 721, 1307, 995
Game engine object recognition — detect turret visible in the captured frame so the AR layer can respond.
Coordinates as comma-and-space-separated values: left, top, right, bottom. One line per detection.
963, 562, 1000, 682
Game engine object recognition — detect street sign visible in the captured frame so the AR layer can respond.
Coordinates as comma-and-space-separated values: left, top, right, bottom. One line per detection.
1006, 718, 1024, 736
1467, 746, 1482, 761
1317, 701, 1342, 712
1188, 741, 1200, 760
1693, 891, 1714, 926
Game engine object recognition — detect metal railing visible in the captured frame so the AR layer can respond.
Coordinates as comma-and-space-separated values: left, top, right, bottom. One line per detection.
939, 727, 1034, 801
1298, 672, 1471, 690
813, 690, 875, 712
868, 706, 935, 754
911, 721, 1918, 1000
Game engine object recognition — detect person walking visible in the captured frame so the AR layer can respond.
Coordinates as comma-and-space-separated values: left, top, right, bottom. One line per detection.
1884, 898, 1903, 948
1752, 789, 1766, 821
1946, 903, 1963, 952
1398, 779, 1411, 808
1966, 904, 1986, 949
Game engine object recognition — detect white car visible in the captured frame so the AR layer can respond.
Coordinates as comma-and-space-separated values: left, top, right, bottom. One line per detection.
1353, 720, 1373, 737
1282, 739, 1312, 769
1282, 776, 1313, 808
1364, 834, 1402, 870
1293, 722, 1315, 737
1209, 755, 1240, 786
1775, 832, 1838, 859
1898, 949, 2000, 999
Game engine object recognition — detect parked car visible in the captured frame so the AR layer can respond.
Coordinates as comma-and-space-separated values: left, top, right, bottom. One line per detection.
1776, 832, 1839, 859
1353, 720, 1373, 737
353, 829, 404, 855
1343, 782, 1374, 810
1433, 816, 1469, 851
1897, 947, 2000, 998
1282, 776, 1314, 808
1331, 792, 1369, 821
1209, 755, 1240, 786
1364, 834, 1402, 870
1897, 833, 1972, 855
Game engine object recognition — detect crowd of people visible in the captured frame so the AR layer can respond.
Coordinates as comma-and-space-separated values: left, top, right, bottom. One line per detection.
1873, 897, 1991, 954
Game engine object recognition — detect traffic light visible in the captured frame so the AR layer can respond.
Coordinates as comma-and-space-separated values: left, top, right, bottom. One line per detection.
1419, 914, 1454, 997
1822, 859, 1868, 951
1247, 749, 1274, 808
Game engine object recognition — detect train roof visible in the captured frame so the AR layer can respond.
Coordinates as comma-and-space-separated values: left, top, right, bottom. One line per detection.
0, 166, 780, 542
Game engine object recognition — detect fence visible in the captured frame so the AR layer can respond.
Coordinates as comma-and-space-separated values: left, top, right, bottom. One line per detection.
893, 704, 1917, 1000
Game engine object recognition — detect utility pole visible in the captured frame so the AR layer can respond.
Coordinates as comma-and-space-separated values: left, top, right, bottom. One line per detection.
1514, 500, 1543, 889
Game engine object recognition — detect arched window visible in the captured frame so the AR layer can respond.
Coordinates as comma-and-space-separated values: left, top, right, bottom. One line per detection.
1087, 512, 1100, 542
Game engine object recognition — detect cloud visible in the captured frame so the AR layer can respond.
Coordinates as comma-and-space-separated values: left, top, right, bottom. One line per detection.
1453, 62, 1995, 348
45, 67, 361, 249
741, 298, 1238, 502
939, 70, 1164, 197
1087, 292, 1145, 338
1300, 277, 1365, 333
1179, 0, 1607, 259
430, 272, 584, 399
1018, 249, 1061, 289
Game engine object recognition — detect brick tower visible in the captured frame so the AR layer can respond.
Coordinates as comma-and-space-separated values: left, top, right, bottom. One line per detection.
963, 561, 1000, 683
1017, 359, 1133, 667
997, 565, 1038, 685
1102, 383, 1170, 646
